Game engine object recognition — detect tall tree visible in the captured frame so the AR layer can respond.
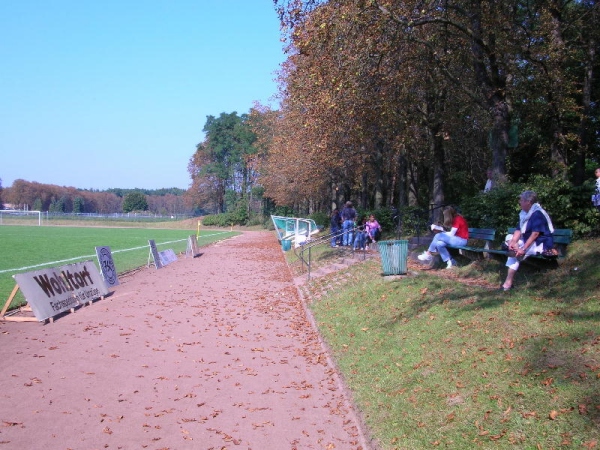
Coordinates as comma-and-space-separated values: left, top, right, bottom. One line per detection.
188, 112, 257, 214
122, 192, 148, 212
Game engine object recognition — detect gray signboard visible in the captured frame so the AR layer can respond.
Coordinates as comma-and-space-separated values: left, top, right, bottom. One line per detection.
13, 261, 109, 321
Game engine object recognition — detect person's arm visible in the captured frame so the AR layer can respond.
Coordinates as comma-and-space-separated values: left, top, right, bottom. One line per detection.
515, 232, 540, 257
508, 229, 522, 251
446, 217, 459, 236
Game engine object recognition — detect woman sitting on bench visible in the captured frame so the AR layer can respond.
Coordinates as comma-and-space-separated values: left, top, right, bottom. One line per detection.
418, 206, 469, 269
500, 190, 554, 291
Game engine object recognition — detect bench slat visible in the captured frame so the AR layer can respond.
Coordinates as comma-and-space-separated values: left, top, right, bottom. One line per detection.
507, 228, 572, 245
444, 227, 572, 260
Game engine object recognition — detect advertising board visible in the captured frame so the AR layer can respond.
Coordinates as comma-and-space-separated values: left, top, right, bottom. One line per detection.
14, 261, 109, 321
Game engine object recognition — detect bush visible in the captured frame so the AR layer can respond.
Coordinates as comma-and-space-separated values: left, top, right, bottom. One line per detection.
356, 208, 404, 233
460, 175, 597, 238
201, 213, 232, 227
308, 211, 328, 230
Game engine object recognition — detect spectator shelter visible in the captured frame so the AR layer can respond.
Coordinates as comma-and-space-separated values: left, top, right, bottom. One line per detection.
271, 215, 320, 251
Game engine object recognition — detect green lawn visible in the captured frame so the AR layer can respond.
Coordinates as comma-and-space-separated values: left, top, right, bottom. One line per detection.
0, 224, 238, 308
304, 238, 600, 449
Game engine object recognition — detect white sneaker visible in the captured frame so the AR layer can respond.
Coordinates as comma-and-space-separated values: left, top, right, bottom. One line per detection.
446, 259, 456, 269
418, 252, 432, 261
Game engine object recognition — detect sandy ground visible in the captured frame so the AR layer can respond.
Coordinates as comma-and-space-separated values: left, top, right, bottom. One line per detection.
0, 232, 370, 450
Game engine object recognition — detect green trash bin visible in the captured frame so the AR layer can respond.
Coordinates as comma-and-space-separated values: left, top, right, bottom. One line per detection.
281, 239, 292, 252
377, 240, 408, 275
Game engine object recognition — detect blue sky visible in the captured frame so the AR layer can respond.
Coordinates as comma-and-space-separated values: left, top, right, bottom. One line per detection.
1, 1, 286, 190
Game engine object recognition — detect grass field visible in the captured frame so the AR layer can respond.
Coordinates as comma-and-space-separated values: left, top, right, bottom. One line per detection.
0, 224, 238, 309
301, 238, 600, 448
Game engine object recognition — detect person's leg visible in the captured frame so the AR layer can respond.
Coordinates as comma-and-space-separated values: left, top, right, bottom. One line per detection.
502, 256, 521, 289
419, 234, 442, 261
503, 268, 518, 289
342, 221, 349, 246
436, 235, 451, 262
354, 232, 363, 250
427, 234, 442, 254
439, 235, 468, 263
331, 226, 339, 247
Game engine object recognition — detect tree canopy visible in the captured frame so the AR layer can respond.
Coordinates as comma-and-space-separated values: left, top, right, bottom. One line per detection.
122, 192, 149, 213
188, 112, 259, 215
260, 0, 599, 220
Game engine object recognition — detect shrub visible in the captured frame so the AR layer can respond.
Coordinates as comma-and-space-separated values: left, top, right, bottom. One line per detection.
460, 175, 597, 238
308, 211, 328, 230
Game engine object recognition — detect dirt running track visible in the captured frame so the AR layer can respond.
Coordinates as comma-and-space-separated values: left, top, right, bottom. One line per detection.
0, 232, 371, 450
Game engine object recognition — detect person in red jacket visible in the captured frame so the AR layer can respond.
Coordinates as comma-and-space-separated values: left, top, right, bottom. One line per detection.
418, 206, 469, 269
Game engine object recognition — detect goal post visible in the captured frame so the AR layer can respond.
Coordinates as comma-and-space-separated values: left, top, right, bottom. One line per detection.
0, 210, 42, 226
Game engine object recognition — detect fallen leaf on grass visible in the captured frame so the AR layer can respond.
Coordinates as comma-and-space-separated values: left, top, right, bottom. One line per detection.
549, 410, 559, 420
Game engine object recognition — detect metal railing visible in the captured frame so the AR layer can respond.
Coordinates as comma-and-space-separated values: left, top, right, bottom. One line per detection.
295, 226, 367, 281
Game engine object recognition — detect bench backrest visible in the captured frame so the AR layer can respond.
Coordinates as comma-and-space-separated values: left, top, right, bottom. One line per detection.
507, 228, 572, 245
468, 228, 496, 241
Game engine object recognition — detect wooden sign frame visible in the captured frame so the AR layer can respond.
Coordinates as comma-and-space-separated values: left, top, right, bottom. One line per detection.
0, 284, 37, 322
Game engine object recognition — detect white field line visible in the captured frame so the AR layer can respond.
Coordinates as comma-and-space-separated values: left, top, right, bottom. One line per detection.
0, 231, 232, 275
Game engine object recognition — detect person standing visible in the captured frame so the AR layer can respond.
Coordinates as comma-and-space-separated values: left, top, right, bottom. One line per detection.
500, 190, 554, 291
592, 167, 600, 213
418, 206, 469, 269
484, 169, 494, 192
340, 201, 357, 246
330, 208, 342, 247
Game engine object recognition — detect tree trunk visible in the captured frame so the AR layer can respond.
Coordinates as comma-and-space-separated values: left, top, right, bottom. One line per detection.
374, 140, 384, 209
575, 35, 596, 186
431, 128, 445, 225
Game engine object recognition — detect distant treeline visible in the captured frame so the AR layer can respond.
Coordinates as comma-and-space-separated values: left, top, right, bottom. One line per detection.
1, 179, 196, 215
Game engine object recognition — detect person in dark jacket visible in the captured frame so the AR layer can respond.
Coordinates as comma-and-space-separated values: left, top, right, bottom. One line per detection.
340, 201, 357, 246
330, 208, 342, 247
500, 190, 554, 291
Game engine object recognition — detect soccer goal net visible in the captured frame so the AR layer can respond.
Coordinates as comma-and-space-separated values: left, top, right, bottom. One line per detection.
0, 210, 43, 226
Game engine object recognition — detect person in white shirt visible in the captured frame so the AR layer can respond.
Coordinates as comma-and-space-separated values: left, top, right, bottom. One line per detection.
484, 169, 494, 193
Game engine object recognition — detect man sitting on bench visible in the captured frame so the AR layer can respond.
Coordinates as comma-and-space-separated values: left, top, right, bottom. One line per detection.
500, 190, 554, 291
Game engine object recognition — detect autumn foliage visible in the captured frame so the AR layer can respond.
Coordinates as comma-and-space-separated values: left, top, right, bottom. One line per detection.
258, 0, 600, 217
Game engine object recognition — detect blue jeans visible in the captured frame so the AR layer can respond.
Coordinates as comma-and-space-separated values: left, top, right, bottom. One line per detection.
330, 225, 341, 246
353, 231, 366, 250
342, 220, 354, 246
428, 233, 467, 262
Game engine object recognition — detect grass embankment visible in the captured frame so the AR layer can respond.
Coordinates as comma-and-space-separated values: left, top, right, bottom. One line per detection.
303, 240, 600, 449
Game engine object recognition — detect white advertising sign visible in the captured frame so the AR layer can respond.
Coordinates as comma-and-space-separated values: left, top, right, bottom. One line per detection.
186, 235, 200, 257
13, 261, 109, 321
159, 249, 178, 266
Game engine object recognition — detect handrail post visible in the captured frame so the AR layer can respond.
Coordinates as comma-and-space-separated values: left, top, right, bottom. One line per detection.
307, 246, 312, 281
